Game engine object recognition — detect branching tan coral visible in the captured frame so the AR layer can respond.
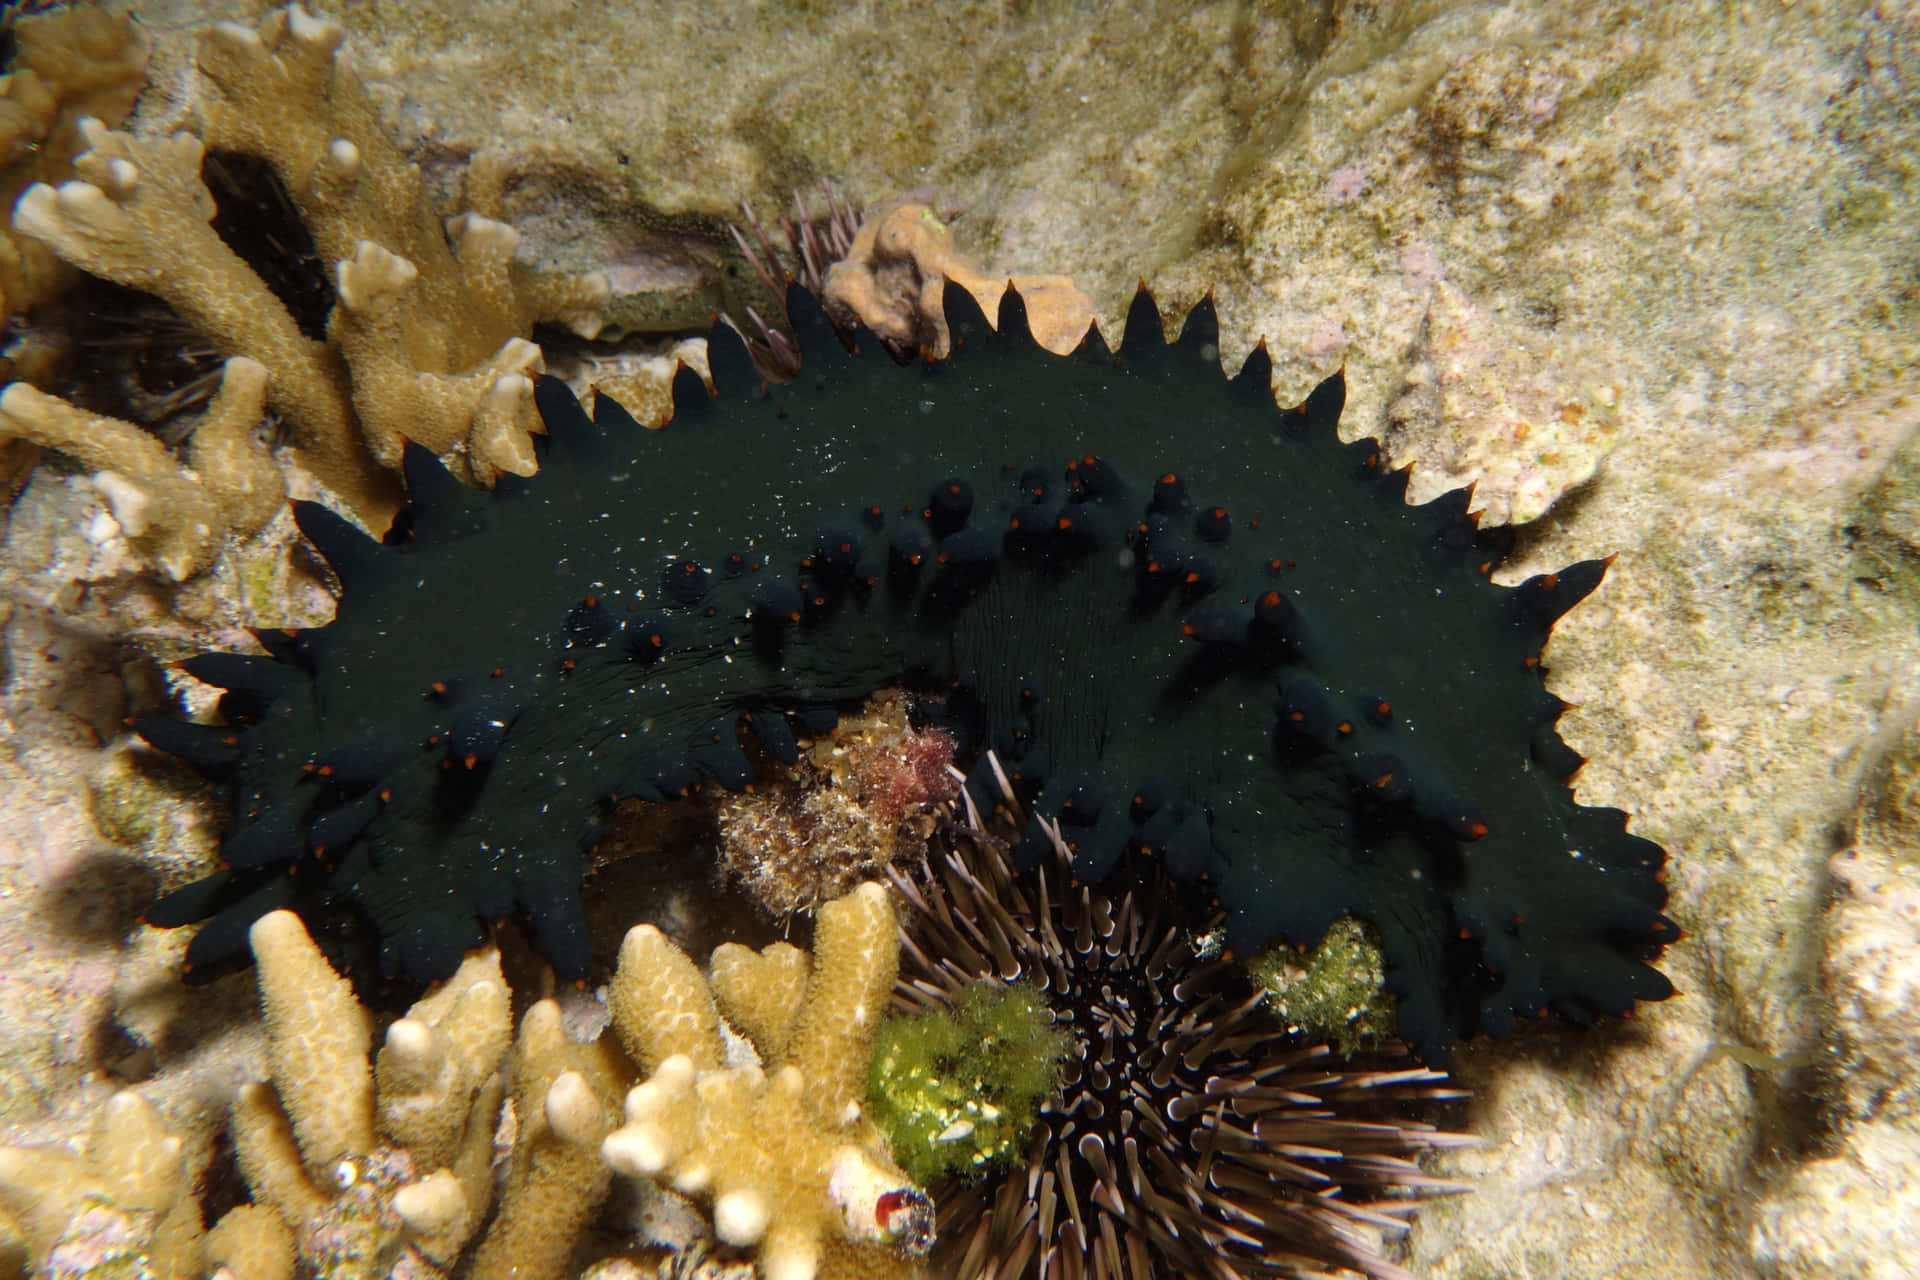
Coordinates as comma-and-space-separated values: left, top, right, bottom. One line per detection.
203, 1204, 294, 1280
4, 2, 610, 571
466, 1000, 627, 1280
245, 908, 636, 1280
12, 118, 387, 519
0, 6, 148, 328
602, 883, 932, 1280
195, 9, 603, 349
0, 5, 149, 489
190, 3, 605, 473
0, 896, 935, 1280
0, 356, 279, 580
822, 200, 1092, 358
230, 909, 513, 1279
0, 1091, 205, 1280
708, 942, 811, 1066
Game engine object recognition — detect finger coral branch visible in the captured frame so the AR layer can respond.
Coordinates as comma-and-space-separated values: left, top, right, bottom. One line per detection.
610, 924, 726, 1075
186, 356, 285, 536
194, 5, 604, 475
12, 120, 384, 517
196, 4, 471, 333
229, 911, 523, 1277
1, 911, 676, 1280
373, 944, 511, 1171
603, 883, 932, 1280
249, 909, 377, 1175
331, 235, 545, 475
203, 1203, 294, 1280
784, 883, 899, 1130
228, 1080, 327, 1243
0, 380, 221, 581
0, 1092, 205, 1278
5, 2, 610, 574
709, 940, 810, 1064
467, 1000, 625, 1280
0, 354, 282, 579
390, 1168, 471, 1265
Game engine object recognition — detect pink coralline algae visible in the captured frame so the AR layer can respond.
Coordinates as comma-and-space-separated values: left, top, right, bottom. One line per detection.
1324, 165, 1368, 204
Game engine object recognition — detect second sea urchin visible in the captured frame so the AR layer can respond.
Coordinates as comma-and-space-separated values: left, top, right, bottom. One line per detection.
726, 181, 863, 379
885, 807, 1475, 1280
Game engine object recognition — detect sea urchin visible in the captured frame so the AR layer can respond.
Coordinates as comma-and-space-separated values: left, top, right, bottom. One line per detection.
885, 805, 1475, 1280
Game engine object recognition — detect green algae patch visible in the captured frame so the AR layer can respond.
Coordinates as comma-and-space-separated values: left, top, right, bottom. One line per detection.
1248, 915, 1397, 1056
868, 981, 1070, 1186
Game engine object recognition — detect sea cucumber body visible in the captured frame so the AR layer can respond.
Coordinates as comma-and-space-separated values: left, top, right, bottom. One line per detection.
148, 284, 1673, 1060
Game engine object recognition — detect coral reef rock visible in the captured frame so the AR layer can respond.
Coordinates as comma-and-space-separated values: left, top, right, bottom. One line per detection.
1383, 279, 1639, 526
1751, 729, 1920, 1279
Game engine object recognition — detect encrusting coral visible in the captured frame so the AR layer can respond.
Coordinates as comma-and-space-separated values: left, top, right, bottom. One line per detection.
1382, 278, 1636, 526
820, 199, 1092, 359
602, 882, 934, 1280
2, 3, 609, 575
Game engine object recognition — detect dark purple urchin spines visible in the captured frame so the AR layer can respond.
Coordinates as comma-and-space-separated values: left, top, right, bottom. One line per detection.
726, 181, 863, 379
887, 823, 1474, 1280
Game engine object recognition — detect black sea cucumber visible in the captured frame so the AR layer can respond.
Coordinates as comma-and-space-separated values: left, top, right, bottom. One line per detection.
141, 282, 1675, 1061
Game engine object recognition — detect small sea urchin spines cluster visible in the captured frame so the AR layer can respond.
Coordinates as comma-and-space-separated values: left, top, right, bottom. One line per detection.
886, 806, 1475, 1280
727, 182, 863, 379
